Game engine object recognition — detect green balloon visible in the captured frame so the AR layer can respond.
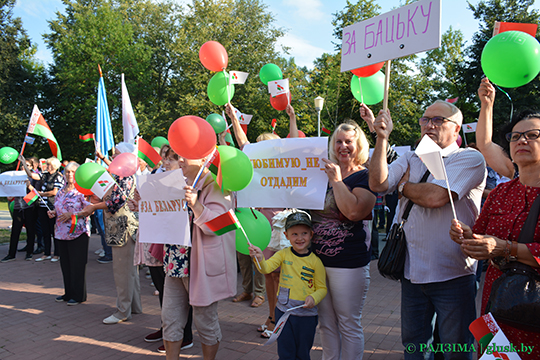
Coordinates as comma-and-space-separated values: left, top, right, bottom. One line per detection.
75, 162, 106, 189
259, 63, 283, 85
481, 31, 540, 88
0, 147, 19, 164
207, 71, 235, 106
224, 132, 235, 147
217, 145, 252, 191
151, 136, 169, 149
235, 208, 271, 255
206, 113, 227, 134
350, 72, 385, 105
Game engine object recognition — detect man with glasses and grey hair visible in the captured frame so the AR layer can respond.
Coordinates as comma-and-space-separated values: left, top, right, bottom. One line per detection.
369, 100, 486, 360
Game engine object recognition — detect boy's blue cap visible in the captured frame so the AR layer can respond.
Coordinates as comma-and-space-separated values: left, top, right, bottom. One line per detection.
285, 212, 312, 230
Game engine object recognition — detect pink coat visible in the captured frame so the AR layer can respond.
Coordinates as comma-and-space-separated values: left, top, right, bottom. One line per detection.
189, 172, 237, 307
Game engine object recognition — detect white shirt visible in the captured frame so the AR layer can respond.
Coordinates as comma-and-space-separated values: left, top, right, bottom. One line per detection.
383, 143, 486, 284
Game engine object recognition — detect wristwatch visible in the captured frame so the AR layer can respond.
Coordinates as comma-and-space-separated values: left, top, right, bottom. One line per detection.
398, 182, 406, 197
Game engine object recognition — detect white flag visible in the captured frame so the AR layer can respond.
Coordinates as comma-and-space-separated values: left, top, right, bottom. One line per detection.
122, 74, 139, 144
264, 304, 306, 346
229, 71, 249, 85
462, 122, 477, 134
415, 135, 446, 180
268, 79, 289, 97
90, 171, 115, 199
233, 106, 253, 125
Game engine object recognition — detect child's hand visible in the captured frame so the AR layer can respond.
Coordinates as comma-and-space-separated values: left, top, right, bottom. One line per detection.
304, 296, 315, 309
248, 244, 263, 262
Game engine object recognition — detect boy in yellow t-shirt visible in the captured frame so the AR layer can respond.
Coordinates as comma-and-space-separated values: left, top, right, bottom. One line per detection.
249, 212, 327, 360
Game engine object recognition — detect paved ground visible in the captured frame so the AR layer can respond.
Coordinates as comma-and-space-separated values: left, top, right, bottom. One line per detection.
0, 226, 404, 360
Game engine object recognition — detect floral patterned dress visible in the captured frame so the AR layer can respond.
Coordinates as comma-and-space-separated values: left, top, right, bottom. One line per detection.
54, 187, 91, 240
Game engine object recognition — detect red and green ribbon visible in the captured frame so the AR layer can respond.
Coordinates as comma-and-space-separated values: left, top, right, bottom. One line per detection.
69, 214, 79, 234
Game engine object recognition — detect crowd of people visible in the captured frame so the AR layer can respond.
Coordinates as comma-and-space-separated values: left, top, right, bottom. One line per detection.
1, 77, 539, 359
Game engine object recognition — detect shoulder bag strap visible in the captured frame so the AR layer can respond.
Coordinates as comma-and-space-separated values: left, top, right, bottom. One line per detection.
517, 193, 540, 244
401, 169, 431, 222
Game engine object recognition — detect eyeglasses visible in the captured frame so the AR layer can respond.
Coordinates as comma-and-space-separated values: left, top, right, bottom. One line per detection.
419, 116, 457, 126
505, 129, 540, 142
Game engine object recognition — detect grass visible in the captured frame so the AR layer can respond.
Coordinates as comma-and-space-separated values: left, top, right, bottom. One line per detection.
0, 198, 8, 211
0, 229, 11, 244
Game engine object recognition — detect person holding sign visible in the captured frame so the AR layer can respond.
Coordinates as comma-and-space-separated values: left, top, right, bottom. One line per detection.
310, 120, 376, 360
161, 152, 236, 360
369, 101, 486, 360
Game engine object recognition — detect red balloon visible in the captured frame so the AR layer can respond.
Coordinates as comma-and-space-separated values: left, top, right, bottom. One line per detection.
287, 130, 306, 138
269, 92, 291, 111
74, 179, 93, 196
199, 41, 228, 72
351, 62, 385, 77
168, 116, 217, 159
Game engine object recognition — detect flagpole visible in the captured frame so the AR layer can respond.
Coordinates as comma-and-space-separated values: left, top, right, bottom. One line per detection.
440, 159, 458, 220
15, 133, 29, 171
238, 224, 261, 269
224, 69, 230, 104
358, 77, 364, 104
383, 60, 391, 112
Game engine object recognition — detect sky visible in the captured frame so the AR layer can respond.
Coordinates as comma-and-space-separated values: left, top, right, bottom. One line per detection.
12, 0, 539, 68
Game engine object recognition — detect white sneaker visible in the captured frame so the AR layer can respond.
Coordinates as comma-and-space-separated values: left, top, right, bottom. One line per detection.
103, 314, 127, 325
94, 248, 103, 255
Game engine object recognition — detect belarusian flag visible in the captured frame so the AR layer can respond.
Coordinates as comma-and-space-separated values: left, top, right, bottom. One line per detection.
138, 138, 161, 168
322, 127, 331, 136
79, 133, 95, 142
205, 147, 223, 190
469, 313, 500, 354
90, 171, 116, 199
27, 105, 62, 160
69, 214, 79, 234
205, 209, 240, 235
271, 118, 277, 134
23, 189, 39, 205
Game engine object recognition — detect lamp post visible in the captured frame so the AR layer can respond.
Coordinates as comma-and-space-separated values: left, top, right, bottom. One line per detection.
314, 96, 324, 137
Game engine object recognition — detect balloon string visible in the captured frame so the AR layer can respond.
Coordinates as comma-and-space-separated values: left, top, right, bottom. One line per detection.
494, 84, 514, 121
358, 77, 364, 104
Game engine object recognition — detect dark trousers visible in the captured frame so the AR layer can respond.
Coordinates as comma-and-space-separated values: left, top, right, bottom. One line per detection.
149, 265, 193, 342
38, 207, 58, 256
8, 207, 37, 258
57, 234, 89, 302
275, 308, 318, 360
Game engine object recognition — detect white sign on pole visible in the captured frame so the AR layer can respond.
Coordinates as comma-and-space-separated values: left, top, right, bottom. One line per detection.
340, 0, 441, 72
0, 171, 28, 197
237, 138, 328, 210
137, 169, 190, 245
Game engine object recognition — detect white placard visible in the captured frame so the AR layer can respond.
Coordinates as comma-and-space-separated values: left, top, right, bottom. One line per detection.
0, 171, 28, 197
137, 169, 190, 245
237, 137, 328, 209
340, 0, 441, 72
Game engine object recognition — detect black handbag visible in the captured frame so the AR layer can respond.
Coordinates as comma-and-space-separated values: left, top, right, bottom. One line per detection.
485, 194, 540, 333
378, 170, 430, 280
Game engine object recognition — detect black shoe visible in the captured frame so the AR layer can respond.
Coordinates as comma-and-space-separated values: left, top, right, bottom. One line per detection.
55, 296, 66, 302
1, 255, 15, 263
25, 254, 33, 261
33, 247, 44, 255
18, 246, 28, 252
97, 256, 112, 264
67, 299, 80, 306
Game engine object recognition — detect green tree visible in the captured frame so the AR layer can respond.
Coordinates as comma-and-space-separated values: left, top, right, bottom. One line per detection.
457, 0, 540, 145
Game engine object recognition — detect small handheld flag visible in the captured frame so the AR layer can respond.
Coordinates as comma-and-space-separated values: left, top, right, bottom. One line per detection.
264, 304, 306, 346
321, 127, 331, 136
445, 97, 459, 104
271, 118, 277, 134
90, 171, 115, 199
24, 135, 35, 145
23, 189, 39, 206
229, 71, 249, 85
469, 313, 500, 355
205, 209, 240, 235
462, 122, 477, 134
79, 133, 95, 142
69, 214, 79, 234
27, 105, 62, 160
268, 79, 289, 97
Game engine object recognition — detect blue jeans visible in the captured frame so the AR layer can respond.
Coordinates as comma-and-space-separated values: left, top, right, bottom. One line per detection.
401, 275, 475, 360
95, 210, 112, 258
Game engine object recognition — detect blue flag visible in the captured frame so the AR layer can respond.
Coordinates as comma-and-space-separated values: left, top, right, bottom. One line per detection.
96, 68, 115, 160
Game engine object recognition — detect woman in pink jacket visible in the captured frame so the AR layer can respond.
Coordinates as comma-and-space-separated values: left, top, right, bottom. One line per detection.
162, 155, 237, 360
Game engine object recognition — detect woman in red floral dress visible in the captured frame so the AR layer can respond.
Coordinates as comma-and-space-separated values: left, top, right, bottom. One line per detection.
450, 110, 540, 360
